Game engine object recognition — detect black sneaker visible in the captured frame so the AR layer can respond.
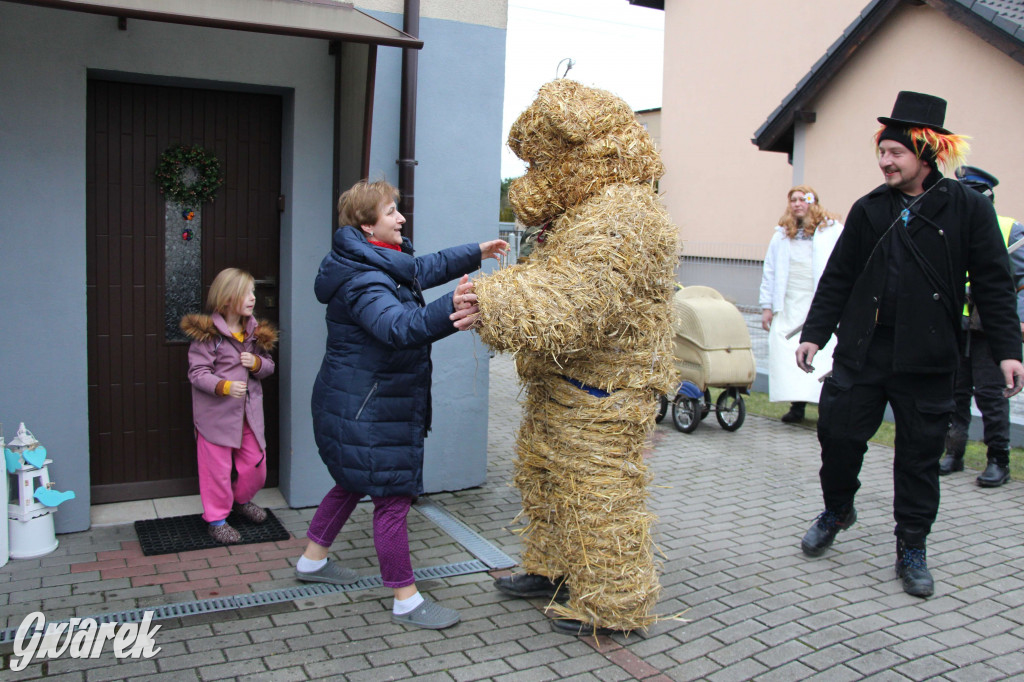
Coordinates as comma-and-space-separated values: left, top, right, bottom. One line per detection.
896, 543, 934, 598
494, 574, 568, 602
800, 507, 856, 557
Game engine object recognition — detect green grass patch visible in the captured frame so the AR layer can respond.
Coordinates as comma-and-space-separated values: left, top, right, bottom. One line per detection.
744, 390, 1024, 480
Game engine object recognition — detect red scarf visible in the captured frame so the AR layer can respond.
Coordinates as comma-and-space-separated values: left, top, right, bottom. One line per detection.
369, 239, 401, 252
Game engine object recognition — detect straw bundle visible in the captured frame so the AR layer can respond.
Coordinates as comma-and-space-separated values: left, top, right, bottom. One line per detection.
474, 79, 678, 632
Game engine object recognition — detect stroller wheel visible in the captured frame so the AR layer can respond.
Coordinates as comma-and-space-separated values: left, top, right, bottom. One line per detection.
716, 390, 746, 431
672, 395, 701, 433
655, 395, 669, 423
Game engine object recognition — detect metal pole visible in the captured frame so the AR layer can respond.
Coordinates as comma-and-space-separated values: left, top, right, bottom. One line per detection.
398, 0, 420, 243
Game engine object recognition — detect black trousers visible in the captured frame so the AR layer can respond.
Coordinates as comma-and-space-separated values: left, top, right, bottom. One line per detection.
949, 330, 1009, 452
817, 328, 954, 544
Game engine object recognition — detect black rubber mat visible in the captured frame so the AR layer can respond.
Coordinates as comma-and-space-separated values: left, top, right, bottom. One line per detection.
134, 508, 291, 556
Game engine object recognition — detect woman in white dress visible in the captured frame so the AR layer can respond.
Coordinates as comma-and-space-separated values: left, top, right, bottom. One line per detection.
759, 186, 843, 423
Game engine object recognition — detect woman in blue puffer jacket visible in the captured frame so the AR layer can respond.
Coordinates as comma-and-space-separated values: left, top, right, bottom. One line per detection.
294, 179, 508, 630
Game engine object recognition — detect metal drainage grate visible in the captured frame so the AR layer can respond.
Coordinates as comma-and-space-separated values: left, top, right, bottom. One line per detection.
0, 559, 490, 644
414, 498, 517, 569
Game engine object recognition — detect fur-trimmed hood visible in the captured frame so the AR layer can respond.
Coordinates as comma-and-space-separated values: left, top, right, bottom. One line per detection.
180, 313, 278, 351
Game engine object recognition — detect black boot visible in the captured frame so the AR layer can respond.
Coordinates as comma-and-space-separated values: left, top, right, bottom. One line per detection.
801, 506, 856, 557
977, 448, 1010, 487
938, 452, 964, 475
781, 402, 806, 423
939, 427, 966, 476
896, 537, 934, 598
494, 574, 569, 602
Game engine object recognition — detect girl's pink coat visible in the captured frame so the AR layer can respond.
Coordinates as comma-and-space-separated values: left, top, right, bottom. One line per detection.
182, 312, 277, 450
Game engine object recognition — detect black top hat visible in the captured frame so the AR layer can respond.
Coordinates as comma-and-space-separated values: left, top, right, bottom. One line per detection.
955, 165, 999, 190
877, 91, 951, 135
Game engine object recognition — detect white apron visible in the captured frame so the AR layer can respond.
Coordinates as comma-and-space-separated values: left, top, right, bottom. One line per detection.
768, 238, 836, 403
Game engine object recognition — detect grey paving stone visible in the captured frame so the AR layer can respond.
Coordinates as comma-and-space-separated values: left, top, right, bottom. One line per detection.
492, 666, 562, 682
155, 647, 228, 672
195, 657, 268, 680
892, 653, 958, 679
185, 632, 250, 654
706, 657, 768, 682
303, 653, 372, 677
942, 661, 1010, 682
844, 648, 908, 676
449, 658, 515, 681
234, 667, 309, 682
83, 659, 160, 681
753, 659, 817, 682
799, 642, 860, 672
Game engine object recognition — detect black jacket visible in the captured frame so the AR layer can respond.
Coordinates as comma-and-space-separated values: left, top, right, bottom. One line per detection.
311, 226, 482, 497
801, 172, 1021, 373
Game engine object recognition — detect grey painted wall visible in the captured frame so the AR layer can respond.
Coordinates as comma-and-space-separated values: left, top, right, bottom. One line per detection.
0, 3, 505, 530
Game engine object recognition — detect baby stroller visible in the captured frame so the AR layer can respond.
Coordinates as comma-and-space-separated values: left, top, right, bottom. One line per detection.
656, 286, 757, 433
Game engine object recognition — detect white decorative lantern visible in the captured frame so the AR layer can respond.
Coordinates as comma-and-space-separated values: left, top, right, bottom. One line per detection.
5, 423, 63, 558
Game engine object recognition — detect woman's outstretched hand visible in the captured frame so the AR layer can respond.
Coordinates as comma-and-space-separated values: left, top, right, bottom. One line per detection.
452, 274, 477, 311
479, 239, 510, 261
451, 275, 481, 330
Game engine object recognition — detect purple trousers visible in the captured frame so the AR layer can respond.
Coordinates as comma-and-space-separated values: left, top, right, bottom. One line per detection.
306, 485, 414, 588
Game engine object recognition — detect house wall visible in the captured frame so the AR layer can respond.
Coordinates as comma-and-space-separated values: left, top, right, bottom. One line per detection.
349, 6, 508, 498
636, 108, 662, 150
659, 0, 865, 257
0, 2, 505, 531
798, 3, 1024, 224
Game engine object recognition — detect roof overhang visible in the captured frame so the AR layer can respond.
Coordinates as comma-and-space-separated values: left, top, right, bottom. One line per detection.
6, 0, 423, 49
627, 0, 664, 9
753, 0, 1024, 155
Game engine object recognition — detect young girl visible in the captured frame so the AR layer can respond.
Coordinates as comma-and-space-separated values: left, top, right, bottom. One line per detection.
181, 268, 278, 544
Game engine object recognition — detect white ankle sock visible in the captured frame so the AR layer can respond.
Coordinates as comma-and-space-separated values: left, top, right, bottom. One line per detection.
393, 592, 424, 615
296, 556, 328, 573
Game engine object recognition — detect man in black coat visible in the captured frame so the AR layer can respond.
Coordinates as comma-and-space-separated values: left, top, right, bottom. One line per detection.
795, 91, 1024, 598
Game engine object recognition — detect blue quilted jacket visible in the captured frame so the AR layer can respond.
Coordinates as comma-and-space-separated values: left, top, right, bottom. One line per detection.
311, 225, 482, 497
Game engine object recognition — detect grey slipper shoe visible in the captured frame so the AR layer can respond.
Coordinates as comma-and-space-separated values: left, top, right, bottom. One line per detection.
391, 599, 460, 630
295, 560, 360, 585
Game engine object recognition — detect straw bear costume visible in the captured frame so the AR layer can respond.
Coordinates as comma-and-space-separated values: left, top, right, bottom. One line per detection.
474, 80, 678, 630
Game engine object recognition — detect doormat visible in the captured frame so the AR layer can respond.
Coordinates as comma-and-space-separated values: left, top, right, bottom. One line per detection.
134, 508, 291, 556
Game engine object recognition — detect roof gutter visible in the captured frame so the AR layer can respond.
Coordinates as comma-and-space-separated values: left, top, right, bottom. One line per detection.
398, 0, 420, 243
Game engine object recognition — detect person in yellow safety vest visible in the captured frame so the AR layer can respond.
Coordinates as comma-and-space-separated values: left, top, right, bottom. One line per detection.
939, 166, 1024, 486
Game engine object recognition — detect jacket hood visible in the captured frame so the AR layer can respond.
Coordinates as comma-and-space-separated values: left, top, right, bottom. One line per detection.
315, 225, 417, 304
180, 312, 278, 351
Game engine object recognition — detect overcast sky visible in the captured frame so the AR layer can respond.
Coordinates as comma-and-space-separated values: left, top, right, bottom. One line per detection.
501, 0, 665, 179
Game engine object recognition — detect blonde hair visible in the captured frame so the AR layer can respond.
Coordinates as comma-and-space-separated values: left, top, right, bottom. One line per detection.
206, 268, 254, 316
338, 179, 400, 228
778, 185, 840, 239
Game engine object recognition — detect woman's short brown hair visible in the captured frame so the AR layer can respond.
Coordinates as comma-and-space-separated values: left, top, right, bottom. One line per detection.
206, 267, 254, 316
338, 179, 400, 228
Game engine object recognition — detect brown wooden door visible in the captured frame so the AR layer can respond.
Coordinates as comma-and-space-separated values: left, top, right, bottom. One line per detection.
87, 80, 283, 503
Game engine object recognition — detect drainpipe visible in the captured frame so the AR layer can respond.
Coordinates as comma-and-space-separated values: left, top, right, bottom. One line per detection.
398, 0, 420, 243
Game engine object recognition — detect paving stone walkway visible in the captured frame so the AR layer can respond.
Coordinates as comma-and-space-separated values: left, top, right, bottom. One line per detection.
2, 354, 1024, 681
